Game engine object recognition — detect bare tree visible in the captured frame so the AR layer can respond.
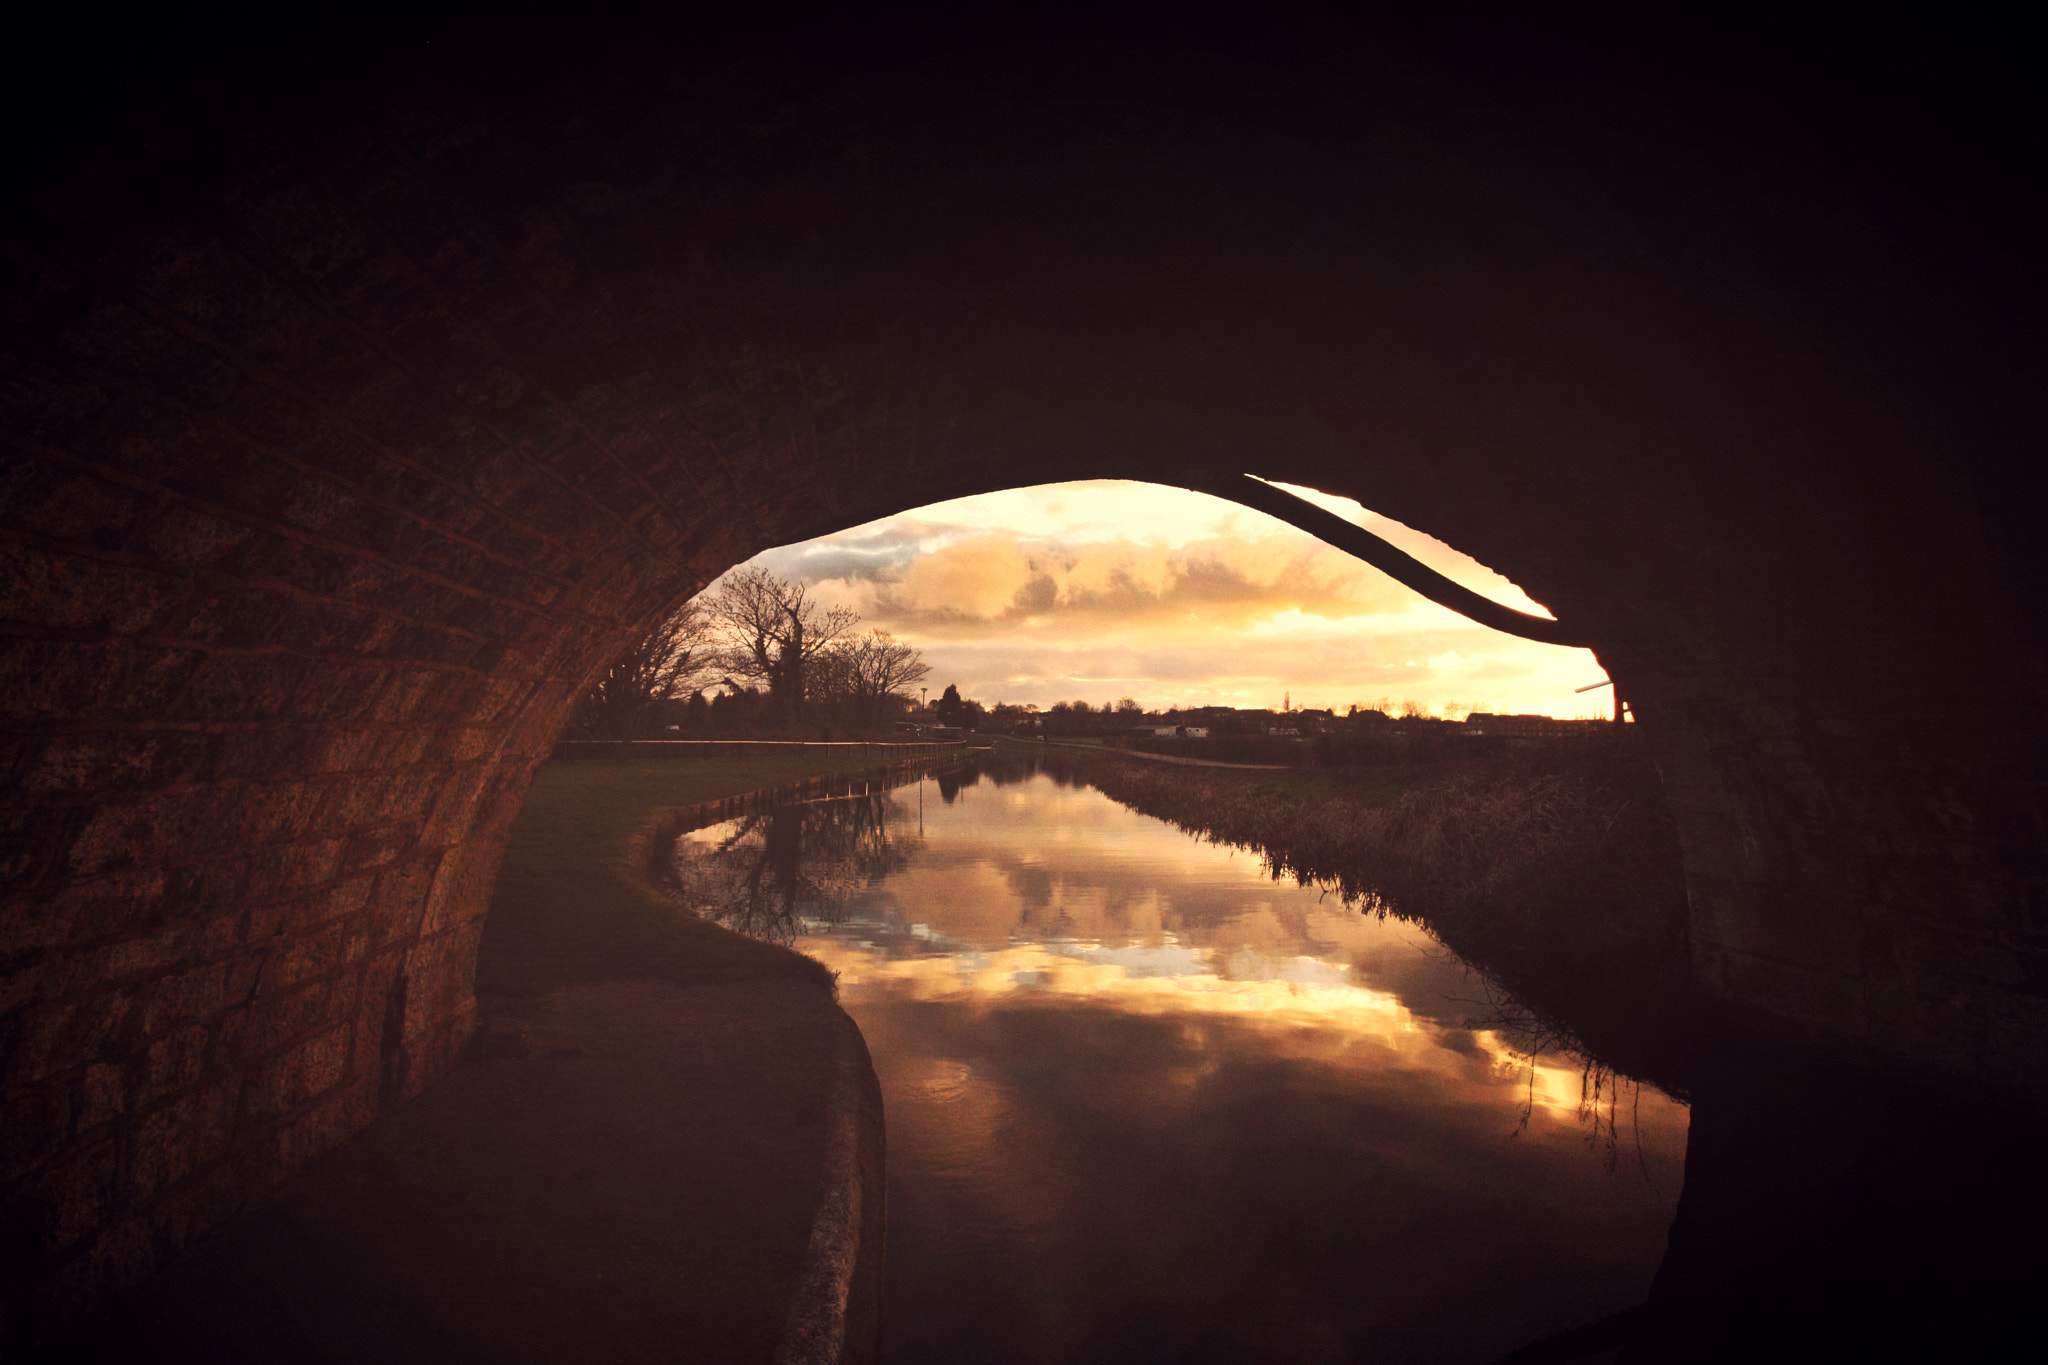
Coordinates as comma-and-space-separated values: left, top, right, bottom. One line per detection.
569, 602, 716, 740
819, 629, 929, 730
703, 566, 860, 722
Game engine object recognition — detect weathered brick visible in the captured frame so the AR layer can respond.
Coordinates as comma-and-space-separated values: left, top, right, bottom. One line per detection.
135, 1023, 217, 1108
0, 1080, 74, 1183
0, 464, 144, 548
104, 927, 194, 983
242, 1023, 351, 1124
0, 542, 189, 635
135, 503, 257, 568
254, 925, 351, 1002
128, 958, 241, 1040
367, 855, 440, 933
18, 732, 199, 799
0, 865, 162, 957
2, 993, 130, 1087
162, 652, 302, 724
348, 949, 405, 1080
302, 726, 383, 775
0, 956, 50, 1014
0, 639, 201, 724
76, 1061, 127, 1130
46, 1139, 119, 1250
228, 781, 324, 846
419, 764, 492, 845
273, 870, 379, 939
284, 661, 393, 722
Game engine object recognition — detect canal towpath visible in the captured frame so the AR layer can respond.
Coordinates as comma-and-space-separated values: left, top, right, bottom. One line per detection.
49, 744, 973, 1365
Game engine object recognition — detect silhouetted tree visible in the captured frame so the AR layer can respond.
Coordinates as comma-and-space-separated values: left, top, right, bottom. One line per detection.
567, 602, 716, 740
708, 686, 767, 732
818, 630, 930, 730
935, 683, 964, 726
1047, 699, 1100, 735
989, 702, 1038, 733
704, 566, 859, 724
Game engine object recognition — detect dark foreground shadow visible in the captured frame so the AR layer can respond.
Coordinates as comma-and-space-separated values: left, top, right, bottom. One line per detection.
1608, 1029, 2048, 1362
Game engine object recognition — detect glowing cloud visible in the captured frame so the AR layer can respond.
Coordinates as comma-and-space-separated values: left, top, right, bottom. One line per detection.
730, 481, 1606, 715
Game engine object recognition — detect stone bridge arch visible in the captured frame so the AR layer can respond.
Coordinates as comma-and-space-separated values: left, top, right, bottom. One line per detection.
4, 7, 2042, 1330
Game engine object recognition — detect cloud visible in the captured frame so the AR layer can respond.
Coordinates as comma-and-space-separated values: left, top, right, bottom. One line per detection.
718, 481, 1605, 715
820, 530, 1415, 634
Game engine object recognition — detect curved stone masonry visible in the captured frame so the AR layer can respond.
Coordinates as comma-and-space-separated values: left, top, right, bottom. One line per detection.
3, 9, 2043, 1336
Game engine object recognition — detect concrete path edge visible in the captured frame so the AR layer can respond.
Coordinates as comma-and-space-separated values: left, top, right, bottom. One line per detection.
775, 1010, 887, 1365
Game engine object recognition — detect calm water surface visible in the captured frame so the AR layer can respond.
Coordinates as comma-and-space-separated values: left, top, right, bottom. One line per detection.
674, 759, 1688, 1364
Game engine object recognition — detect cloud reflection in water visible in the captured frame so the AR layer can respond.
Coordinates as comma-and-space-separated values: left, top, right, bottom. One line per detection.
678, 766, 1688, 1362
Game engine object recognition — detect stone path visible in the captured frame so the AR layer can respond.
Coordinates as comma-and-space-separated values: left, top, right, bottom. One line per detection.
48, 978, 883, 1365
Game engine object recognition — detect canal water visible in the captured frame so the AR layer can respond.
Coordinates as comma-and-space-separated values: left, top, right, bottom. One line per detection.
672, 754, 1688, 1363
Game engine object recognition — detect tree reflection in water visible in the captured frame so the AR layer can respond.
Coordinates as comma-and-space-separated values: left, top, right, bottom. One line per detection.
670, 790, 922, 943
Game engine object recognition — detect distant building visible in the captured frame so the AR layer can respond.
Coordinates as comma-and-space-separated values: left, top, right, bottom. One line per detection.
894, 721, 968, 740
1463, 712, 1586, 738
1164, 706, 1270, 736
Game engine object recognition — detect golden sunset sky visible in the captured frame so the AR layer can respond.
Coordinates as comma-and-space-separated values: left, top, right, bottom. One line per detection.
725, 480, 1608, 718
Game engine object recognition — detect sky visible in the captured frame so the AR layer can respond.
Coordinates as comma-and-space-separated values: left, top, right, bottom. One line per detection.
722, 480, 1609, 718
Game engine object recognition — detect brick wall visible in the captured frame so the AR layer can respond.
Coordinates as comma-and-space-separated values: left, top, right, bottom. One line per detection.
4, 13, 2041, 1335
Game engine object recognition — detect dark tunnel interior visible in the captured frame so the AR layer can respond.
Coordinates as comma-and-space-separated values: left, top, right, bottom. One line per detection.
3, 5, 2045, 1356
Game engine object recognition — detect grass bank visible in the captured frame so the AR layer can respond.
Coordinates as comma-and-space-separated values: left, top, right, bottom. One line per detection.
477, 749, 944, 1003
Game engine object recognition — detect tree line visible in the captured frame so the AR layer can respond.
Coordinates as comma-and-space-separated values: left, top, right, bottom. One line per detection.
568, 563, 1512, 742
567, 566, 930, 740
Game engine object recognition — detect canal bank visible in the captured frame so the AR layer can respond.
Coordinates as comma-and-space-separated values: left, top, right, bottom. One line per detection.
50, 745, 975, 1365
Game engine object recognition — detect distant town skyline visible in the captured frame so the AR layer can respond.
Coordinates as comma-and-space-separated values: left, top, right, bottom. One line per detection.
723, 481, 1607, 718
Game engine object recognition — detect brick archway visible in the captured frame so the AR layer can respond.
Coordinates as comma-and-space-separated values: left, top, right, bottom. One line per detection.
5, 8, 2041, 1326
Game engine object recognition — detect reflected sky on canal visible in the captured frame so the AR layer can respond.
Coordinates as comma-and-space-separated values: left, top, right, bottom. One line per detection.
677, 766, 1688, 1363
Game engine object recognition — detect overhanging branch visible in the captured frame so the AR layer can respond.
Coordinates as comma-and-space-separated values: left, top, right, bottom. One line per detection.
1184, 472, 1592, 648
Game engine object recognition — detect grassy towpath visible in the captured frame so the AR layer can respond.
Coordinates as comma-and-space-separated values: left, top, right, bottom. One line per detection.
477, 749, 926, 1001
